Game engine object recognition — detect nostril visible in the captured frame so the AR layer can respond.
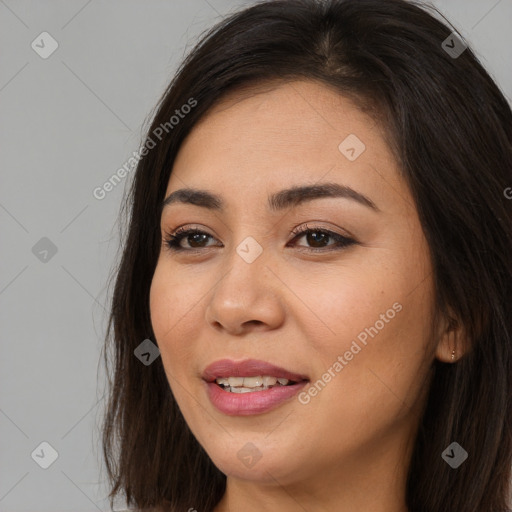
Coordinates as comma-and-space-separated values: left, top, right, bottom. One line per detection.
246, 320, 264, 327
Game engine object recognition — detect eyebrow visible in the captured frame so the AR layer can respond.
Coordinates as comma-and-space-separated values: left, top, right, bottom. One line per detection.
161, 182, 379, 213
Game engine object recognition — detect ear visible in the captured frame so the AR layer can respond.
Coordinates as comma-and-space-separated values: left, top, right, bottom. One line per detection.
434, 312, 469, 363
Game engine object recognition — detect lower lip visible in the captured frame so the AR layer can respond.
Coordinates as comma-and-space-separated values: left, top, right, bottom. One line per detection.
205, 381, 308, 416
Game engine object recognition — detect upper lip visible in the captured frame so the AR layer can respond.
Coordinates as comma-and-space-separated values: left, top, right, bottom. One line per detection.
202, 359, 309, 383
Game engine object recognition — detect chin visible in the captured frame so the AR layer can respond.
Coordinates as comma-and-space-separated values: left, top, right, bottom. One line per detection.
203, 438, 305, 485
213, 455, 287, 483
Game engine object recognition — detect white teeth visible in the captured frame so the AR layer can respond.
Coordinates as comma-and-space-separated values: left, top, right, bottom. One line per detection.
230, 387, 259, 393
262, 376, 278, 386
215, 374, 292, 391
243, 376, 263, 387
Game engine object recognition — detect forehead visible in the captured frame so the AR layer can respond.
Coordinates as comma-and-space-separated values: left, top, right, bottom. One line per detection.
165, 80, 402, 213
180, 79, 376, 152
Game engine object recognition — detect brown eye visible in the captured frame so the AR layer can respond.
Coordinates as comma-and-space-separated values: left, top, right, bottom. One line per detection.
289, 224, 356, 252
163, 225, 357, 254
304, 230, 330, 248
164, 228, 218, 251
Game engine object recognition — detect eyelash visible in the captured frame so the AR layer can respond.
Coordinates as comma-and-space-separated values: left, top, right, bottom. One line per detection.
163, 223, 357, 254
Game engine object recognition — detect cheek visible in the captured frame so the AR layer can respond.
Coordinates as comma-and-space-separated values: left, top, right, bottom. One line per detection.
149, 263, 204, 369
286, 262, 408, 356
305, 274, 435, 433
291, 251, 435, 405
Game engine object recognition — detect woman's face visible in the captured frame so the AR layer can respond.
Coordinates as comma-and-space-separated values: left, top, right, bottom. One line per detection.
150, 80, 442, 494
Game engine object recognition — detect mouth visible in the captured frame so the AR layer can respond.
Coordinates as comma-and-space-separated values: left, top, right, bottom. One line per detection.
202, 359, 309, 415
202, 358, 309, 386
214, 375, 299, 393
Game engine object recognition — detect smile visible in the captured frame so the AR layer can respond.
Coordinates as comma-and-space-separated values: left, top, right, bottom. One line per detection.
215, 376, 294, 392
203, 359, 309, 415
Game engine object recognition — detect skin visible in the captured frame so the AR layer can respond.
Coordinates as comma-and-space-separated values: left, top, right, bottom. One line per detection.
149, 80, 463, 512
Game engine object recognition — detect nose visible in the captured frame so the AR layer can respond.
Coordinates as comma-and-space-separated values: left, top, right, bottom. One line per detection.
204, 250, 286, 336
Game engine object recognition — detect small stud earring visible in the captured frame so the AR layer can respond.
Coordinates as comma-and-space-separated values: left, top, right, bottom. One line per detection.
451, 349, 455, 361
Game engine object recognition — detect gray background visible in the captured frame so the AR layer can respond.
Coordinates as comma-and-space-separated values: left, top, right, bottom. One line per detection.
0, 1, 510, 511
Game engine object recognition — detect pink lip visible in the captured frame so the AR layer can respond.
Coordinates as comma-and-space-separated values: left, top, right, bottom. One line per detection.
202, 358, 309, 383
202, 359, 309, 416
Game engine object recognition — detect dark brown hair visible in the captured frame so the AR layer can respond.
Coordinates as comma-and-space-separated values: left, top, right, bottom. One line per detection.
100, 0, 512, 510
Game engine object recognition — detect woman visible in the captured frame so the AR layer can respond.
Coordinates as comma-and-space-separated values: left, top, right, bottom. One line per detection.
101, 0, 512, 510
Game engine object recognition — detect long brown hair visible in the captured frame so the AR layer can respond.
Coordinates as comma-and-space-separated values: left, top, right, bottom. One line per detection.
100, 1, 512, 510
